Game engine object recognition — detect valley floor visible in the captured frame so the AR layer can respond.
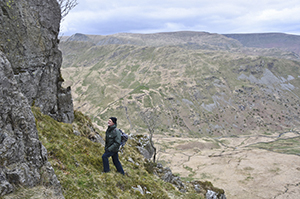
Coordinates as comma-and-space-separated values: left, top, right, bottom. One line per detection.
154, 131, 300, 199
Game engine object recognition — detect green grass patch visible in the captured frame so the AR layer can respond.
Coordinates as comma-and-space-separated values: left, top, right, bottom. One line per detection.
250, 136, 300, 156
130, 85, 149, 94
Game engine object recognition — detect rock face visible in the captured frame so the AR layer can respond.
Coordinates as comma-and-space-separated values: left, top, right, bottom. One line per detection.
0, 52, 64, 197
0, 0, 74, 123
0, 0, 73, 197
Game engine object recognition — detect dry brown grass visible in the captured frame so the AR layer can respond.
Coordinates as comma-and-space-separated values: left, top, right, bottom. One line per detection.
176, 141, 218, 150
154, 132, 300, 199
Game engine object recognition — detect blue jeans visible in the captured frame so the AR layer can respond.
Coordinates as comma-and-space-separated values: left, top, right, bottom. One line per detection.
102, 151, 124, 175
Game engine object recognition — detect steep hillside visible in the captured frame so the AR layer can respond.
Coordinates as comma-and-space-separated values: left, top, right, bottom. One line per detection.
59, 33, 300, 138
2, 107, 225, 199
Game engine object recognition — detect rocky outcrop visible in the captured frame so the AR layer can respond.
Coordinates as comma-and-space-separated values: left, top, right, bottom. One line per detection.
154, 163, 226, 199
0, 0, 74, 123
155, 163, 187, 192
0, 0, 73, 197
0, 52, 64, 197
133, 134, 155, 160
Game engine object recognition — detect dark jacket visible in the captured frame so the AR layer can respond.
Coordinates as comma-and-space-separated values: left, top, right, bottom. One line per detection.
105, 124, 121, 152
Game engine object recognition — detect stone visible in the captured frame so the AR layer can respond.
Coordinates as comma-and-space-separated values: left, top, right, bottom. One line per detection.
206, 190, 218, 199
194, 184, 202, 193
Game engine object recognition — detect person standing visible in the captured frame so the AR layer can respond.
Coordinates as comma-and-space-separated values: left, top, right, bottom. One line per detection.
102, 117, 125, 175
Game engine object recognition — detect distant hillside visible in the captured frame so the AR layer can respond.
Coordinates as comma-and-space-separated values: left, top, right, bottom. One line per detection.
62, 31, 242, 50
61, 31, 300, 61
223, 33, 300, 57
59, 31, 300, 138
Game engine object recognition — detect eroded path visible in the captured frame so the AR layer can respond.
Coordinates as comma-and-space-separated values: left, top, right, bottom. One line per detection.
154, 131, 300, 199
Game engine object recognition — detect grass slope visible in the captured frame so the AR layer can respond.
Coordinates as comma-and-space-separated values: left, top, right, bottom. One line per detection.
7, 107, 223, 199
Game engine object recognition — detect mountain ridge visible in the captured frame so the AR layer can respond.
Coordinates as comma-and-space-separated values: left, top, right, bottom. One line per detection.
61, 31, 300, 56
61, 31, 242, 52
60, 31, 300, 61
224, 32, 300, 55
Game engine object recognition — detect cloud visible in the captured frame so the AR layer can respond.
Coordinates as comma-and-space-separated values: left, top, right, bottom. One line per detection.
60, 0, 300, 36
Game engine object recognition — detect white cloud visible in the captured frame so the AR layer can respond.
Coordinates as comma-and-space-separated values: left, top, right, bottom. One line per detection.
257, 7, 300, 22
60, 0, 300, 35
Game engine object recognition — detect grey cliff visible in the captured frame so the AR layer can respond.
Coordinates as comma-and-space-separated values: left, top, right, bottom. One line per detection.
0, 0, 74, 197
0, 52, 64, 198
0, 0, 74, 123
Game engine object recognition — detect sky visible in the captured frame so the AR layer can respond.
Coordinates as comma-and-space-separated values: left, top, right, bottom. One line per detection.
60, 0, 300, 36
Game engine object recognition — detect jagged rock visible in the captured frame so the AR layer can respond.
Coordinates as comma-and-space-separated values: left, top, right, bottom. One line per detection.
206, 190, 227, 199
194, 184, 202, 193
0, 52, 64, 197
0, 0, 74, 123
157, 163, 163, 168
131, 185, 152, 196
128, 157, 135, 164
128, 157, 139, 166
206, 190, 217, 199
72, 121, 105, 145
73, 129, 81, 136
162, 168, 173, 182
133, 135, 155, 159
153, 164, 187, 192
86, 125, 105, 145
191, 181, 226, 199
0, 169, 13, 196
0, 0, 72, 197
